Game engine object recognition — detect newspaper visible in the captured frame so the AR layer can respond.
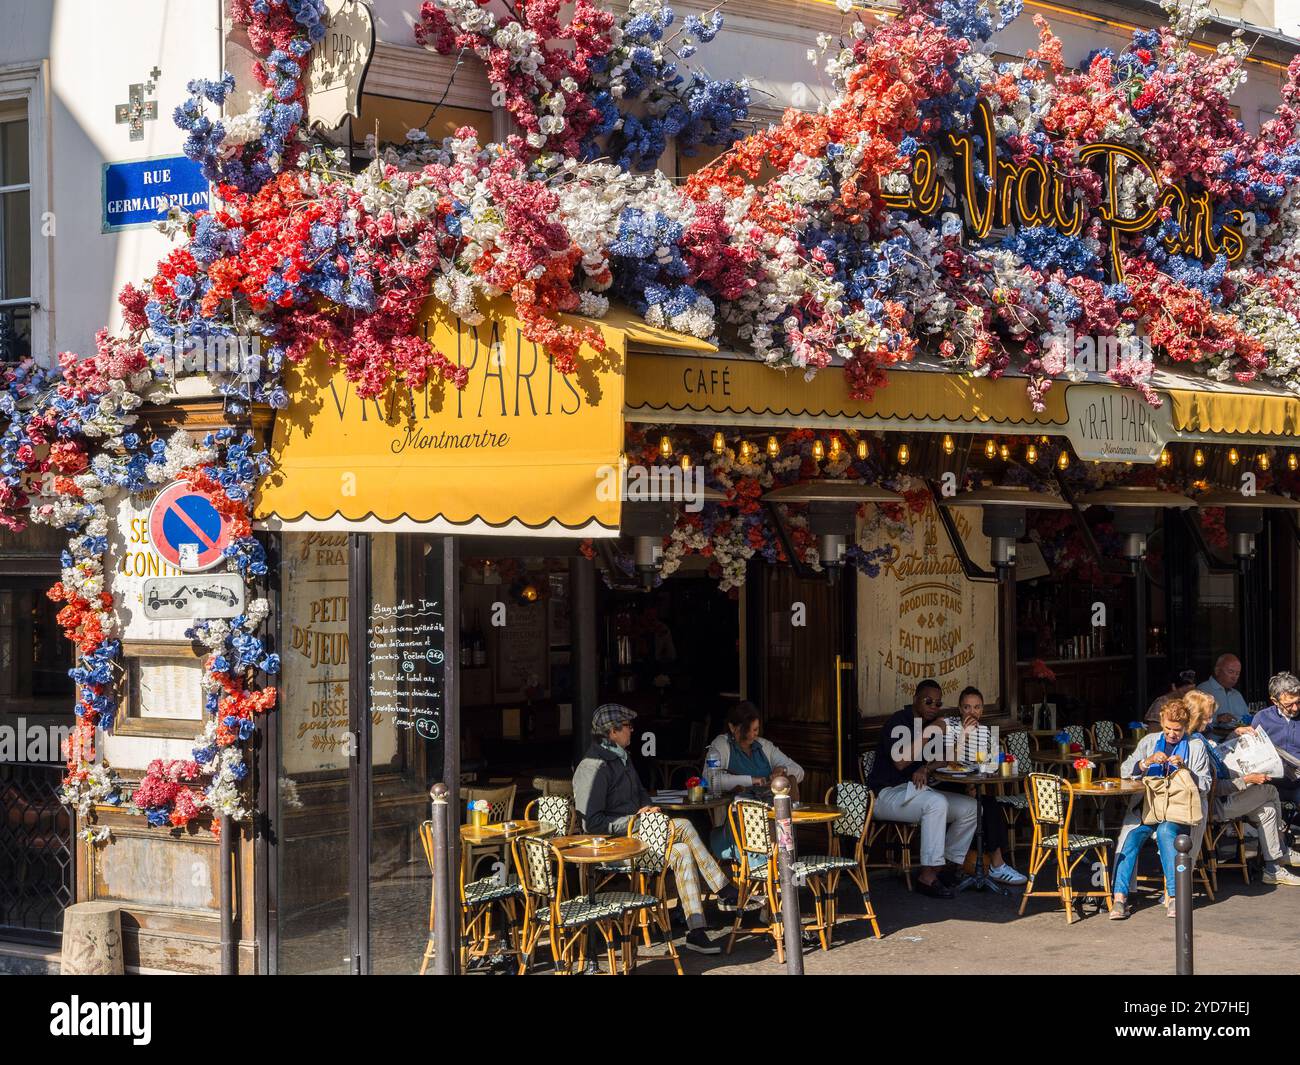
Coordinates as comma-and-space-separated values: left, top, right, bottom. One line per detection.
1218, 727, 1286, 779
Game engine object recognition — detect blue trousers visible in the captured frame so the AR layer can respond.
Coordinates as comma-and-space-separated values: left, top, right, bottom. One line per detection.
1113, 820, 1188, 897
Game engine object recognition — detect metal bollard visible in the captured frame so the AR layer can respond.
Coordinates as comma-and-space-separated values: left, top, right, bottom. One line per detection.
430, 783, 456, 975
1174, 833, 1193, 975
771, 775, 804, 975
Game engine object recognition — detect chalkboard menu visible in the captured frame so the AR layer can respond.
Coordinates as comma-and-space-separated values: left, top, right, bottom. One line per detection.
367, 594, 446, 749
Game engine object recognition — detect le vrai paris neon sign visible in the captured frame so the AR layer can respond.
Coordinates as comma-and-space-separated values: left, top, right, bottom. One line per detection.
880, 99, 1249, 279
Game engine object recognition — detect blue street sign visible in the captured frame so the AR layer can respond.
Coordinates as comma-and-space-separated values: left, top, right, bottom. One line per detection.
147, 481, 232, 572
102, 155, 210, 232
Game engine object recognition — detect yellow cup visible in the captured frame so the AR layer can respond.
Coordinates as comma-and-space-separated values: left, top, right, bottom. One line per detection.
1077, 766, 1093, 788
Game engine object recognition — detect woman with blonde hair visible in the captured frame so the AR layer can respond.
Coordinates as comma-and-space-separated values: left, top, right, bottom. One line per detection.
1109, 698, 1212, 920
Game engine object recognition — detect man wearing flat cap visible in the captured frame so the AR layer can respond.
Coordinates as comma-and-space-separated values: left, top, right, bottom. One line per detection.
574, 703, 738, 953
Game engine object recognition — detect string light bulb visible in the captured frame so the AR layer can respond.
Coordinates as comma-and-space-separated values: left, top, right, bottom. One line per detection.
1290, 452, 1298, 471
812, 439, 826, 461
659, 435, 673, 460
739, 441, 753, 463
999, 443, 1011, 462
1158, 448, 1171, 468
829, 436, 842, 460
767, 435, 780, 458
1258, 452, 1270, 471
1025, 442, 1039, 464
680, 453, 692, 471
1193, 448, 1206, 468
985, 439, 998, 460
942, 434, 955, 455
856, 439, 869, 461
1228, 447, 1240, 466
712, 432, 725, 455
897, 442, 910, 466
1057, 450, 1070, 470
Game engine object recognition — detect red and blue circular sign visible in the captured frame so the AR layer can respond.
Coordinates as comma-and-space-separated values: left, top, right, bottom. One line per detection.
147, 481, 232, 572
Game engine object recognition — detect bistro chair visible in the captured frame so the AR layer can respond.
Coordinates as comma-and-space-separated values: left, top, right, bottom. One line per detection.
996, 730, 1033, 859
1018, 773, 1114, 923
530, 776, 574, 799
859, 748, 917, 891
1202, 812, 1253, 891
463, 782, 518, 879
1064, 724, 1090, 752
724, 799, 786, 961
524, 794, 576, 836
1091, 720, 1122, 761
417, 819, 521, 974
814, 781, 882, 940
511, 835, 658, 975
621, 811, 685, 974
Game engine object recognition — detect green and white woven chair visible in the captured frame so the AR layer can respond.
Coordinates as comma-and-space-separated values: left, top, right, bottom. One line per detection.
860, 748, 918, 890
524, 794, 576, 836
996, 730, 1033, 858
1018, 773, 1114, 924
511, 834, 658, 975
811, 781, 881, 941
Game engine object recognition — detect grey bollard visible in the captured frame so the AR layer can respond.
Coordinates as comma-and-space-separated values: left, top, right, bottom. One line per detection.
60, 901, 125, 975
771, 775, 805, 975
1175, 833, 1193, 975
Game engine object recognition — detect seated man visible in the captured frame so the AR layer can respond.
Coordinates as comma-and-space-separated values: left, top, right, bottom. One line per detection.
573, 703, 739, 954
867, 679, 978, 899
1199, 653, 1249, 726
1185, 690, 1300, 886
1252, 671, 1300, 810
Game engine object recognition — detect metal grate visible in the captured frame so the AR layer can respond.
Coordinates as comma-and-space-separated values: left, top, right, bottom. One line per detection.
0, 762, 73, 934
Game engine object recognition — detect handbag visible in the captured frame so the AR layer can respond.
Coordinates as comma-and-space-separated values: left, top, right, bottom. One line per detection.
1141, 767, 1202, 826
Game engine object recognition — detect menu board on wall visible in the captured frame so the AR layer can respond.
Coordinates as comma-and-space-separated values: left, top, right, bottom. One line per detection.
368, 536, 445, 766
856, 499, 1000, 716
495, 600, 547, 696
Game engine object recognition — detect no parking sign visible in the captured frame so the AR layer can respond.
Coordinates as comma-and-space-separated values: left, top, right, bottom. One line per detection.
146, 481, 232, 572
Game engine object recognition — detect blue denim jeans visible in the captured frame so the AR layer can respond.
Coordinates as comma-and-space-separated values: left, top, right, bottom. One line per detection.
1113, 820, 1188, 897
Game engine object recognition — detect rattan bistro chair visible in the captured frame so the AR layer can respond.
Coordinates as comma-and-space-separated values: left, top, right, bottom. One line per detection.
996, 730, 1033, 859
511, 835, 658, 975
417, 819, 522, 975
859, 749, 917, 890
463, 783, 518, 880
725, 799, 786, 961
524, 794, 576, 836
1018, 773, 1114, 923
1202, 812, 1253, 890
816, 781, 882, 940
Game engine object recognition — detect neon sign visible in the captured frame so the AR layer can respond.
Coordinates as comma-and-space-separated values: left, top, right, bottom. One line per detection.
880, 99, 1247, 280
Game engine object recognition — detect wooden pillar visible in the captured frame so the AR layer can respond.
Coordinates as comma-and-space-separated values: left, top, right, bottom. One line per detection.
570, 556, 599, 765
998, 570, 1018, 720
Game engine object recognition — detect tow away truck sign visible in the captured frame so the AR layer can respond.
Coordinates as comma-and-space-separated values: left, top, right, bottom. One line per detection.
142, 574, 246, 621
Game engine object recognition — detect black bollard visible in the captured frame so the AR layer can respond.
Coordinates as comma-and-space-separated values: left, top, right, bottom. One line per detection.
1175, 833, 1193, 975
430, 783, 456, 975
771, 775, 805, 975
219, 814, 236, 975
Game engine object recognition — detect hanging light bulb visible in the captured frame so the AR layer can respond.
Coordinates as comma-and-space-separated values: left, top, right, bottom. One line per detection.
712, 431, 725, 455
1158, 448, 1171, 468
942, 434, 955, 455
985, 439, 998, 460
999, 443, 1011, 462
897, 442, 910, 466
829, 436, 842, 460
1025, 442, 1039, 464
680, 453, 692, 471
812, 439, 826, 461
739, 441, 752, 463
1057, 450, 1070, 470
856, 439, 869, 461
659, 435, 673, 460
1193, 448, 1206, 468
1258, 452, 1270, 471
767, 435, 780, 458
1290, 452, 1298, 472
1228, 447, 1240, 466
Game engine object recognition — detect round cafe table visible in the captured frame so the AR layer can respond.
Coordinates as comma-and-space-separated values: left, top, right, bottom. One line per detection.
767, 802, 842, 826
653, 793, 732, 829
459, 819, 554, 846
1034, 749, 1116, 769
1068, 777, 1143, 835
933, 769, 1025, 895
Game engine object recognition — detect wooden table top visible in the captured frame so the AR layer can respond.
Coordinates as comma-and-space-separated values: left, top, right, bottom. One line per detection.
768, 803, 842, 825
933, 769, 1025, 787
1034, 750, 1112, 765
549, 835, 648, 863
652, 794, 733, 812
1070, 778, 1144, 797
460, 819, 554, 844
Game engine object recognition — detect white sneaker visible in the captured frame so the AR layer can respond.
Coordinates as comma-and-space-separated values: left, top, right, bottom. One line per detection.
1285, 849, 1300, 867
988, 863, 1028, 885
1263, 866, 1300, 886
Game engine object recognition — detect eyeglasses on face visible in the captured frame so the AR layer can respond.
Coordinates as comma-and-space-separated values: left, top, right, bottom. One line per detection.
920, 696, 942, 707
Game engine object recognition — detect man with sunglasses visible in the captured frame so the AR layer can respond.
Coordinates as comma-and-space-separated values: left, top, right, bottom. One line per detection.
867, 679, 978, 899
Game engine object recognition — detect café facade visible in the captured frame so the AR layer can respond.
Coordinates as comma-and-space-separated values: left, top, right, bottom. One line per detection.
5, 0, 1300, 974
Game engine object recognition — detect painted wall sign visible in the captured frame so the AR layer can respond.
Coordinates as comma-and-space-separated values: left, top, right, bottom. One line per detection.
307, 0, 375, 131
1065, 383, 1171, 463
102, 155, 211, 233
880, 99, 1246, 281
146, 481, 233, 572
857, 499, 1000, 715
141, 574, 246, 620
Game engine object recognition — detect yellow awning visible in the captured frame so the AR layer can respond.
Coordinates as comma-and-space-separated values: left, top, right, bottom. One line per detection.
626, 352, 1067, 429
254, 299, 714, 535
1162, 383, 1300, 439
